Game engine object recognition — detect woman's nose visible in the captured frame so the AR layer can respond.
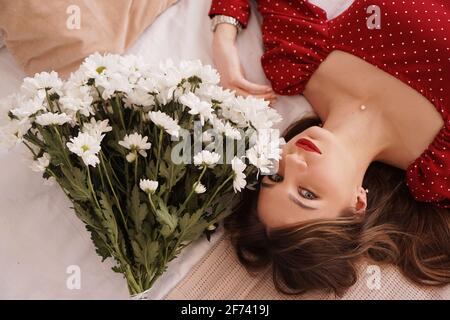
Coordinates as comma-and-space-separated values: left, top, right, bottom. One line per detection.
285, 152, 307, 170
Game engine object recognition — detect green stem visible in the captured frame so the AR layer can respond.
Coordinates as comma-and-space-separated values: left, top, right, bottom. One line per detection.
147, 194, 158, 215
45, 90, 54, 113
100, 152, 127, 226
86, 165, 101, 209
23, 141, 37, 157
52, 126, 71, 166
112, 244, 142, 294
125, 159, 130, 197
177, 166, 207, 215
55, 100, 62, 113
154, 129, 164, 180
24, 132, 45, 149
95, 86, 105, 103
114, 95, 126, 130
163, 164, 174, 203
134, 152, 139, 187
201, 174, 234, 212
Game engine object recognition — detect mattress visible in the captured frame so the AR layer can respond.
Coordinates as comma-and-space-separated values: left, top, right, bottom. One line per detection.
0, 0, 353, 299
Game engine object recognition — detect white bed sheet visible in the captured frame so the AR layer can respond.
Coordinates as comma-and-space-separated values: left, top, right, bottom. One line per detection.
0, 0, 352, 299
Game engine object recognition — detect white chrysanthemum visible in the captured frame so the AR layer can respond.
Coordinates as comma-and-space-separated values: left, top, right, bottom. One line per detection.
195, 64, 221, 85
179, 92, 213, 125
82, 118, 112, 138
124, 85, 155, 107
223, 122, 242, 140
99, 72, 133, 100
125, 153, 136, 163
234, 96, 283, 131
231, 157, 247, 193
155, 59, 184, 102
178, 59, 203, 79
209, 117, 242, 140
118, 133, 151, 162
193, 150, 221, 168
0, 117, 32, 149
202, 131, 213, 143
196, 83, 234, 104
67, 132, 103, 167
35, 112, 72, 126
60, 84, 94, 117
148, 111, 181, 137
81, 52, 121, 79
140, 179, 158, 194
178, 60, 220, 85
119, 54, 149, 83
30, 153, 51, 173
80, 53, 136, 100
10, 96, 45, 120
193, 182, 206, 194
249, 129, 285, 162
20, 71, 63, 99
246, 146, 274, 175
219, 103, 249, 128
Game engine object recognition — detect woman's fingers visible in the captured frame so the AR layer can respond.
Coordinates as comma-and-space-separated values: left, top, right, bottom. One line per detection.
235, 78, 274, 95
233, 87, 278, 103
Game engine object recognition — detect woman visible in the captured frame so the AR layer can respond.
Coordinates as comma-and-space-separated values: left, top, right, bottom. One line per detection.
209, 0, 450, 295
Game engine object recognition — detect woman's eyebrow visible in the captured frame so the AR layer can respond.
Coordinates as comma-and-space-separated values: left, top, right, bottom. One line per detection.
288, 193, 318, 210
260, 182, 274, 188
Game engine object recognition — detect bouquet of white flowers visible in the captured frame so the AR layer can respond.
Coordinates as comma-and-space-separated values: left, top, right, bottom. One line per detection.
0, 53, 283, 296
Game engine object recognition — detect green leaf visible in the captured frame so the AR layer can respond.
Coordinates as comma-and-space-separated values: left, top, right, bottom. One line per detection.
59, 167, 91, 202
131, 240, 144, 265
144, 240, 159, 267
178, 209, 209, 242
98, 193, 119, 241
72, 202, 99, 229
40, 127, 66, 166
155, 197, 178, 237
86, 225, 111, 262
146, 159, 156, 180
129, 186, 148, 232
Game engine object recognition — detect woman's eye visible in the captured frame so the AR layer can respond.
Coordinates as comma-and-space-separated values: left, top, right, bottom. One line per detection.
268, 174, 283, 183
299, 188, 317, 200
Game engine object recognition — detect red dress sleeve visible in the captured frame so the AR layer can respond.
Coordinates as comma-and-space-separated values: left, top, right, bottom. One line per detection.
208, 0, 251, 28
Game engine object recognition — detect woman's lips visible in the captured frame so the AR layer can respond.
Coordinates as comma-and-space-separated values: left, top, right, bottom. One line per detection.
295, 138, 322, 154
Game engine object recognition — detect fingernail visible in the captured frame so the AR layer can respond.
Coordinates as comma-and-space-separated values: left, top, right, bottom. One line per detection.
265, 87, 273, 93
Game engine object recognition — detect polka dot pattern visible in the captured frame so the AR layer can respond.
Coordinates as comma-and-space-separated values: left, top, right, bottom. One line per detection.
209, 0, 450, 208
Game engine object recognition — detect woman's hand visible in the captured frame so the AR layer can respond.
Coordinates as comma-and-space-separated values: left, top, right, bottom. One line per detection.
212, 23, 277, 105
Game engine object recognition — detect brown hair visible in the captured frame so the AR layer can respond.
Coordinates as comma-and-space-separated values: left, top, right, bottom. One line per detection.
225, 114, 450, 296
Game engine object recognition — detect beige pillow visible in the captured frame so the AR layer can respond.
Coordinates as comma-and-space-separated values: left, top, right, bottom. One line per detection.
0, 0, 179, 78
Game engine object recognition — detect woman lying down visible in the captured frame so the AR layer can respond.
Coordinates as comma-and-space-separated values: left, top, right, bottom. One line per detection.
209, 0, 450, 295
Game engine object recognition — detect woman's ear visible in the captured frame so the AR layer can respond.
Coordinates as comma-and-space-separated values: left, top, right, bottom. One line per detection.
354, 186, 368, 215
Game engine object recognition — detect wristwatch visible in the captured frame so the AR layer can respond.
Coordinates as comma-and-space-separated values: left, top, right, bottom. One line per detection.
210, 15, 243, 33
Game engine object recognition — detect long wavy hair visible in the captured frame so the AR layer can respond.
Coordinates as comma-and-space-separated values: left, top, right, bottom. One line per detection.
224, 114, 450, 296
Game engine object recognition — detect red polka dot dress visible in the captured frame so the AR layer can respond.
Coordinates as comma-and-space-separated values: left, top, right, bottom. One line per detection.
209, 0, 450, 208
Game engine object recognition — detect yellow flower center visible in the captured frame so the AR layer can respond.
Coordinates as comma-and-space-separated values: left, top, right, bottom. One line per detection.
96, 66, 106, 74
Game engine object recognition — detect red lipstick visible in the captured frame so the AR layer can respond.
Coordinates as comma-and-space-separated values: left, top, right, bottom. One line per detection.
295, 138, 322, 154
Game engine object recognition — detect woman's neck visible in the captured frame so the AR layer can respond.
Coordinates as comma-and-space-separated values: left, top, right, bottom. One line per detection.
303, 51, 397, 177
303, 49, 445, 171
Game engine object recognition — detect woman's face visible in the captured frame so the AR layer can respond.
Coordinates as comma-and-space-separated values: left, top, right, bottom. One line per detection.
257, 125, 362, 228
